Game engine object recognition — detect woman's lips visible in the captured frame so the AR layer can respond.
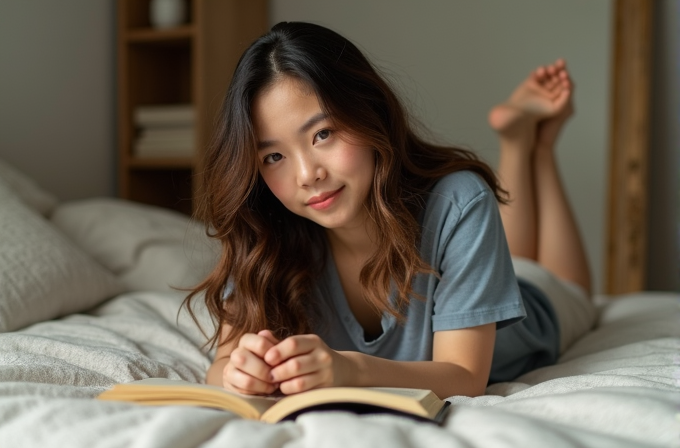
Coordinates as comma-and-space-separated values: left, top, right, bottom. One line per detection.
307, 186, 344, 210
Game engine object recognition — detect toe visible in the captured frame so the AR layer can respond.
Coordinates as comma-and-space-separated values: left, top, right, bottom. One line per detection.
534, 66, 547, 82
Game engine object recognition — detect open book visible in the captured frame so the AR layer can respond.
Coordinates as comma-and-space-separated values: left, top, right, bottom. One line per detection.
97, 378, 450, 424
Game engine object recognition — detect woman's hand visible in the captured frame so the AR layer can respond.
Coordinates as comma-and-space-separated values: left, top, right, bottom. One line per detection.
222, 330, 281, 395
264, 334, 353, 394
222, 331, 355, 395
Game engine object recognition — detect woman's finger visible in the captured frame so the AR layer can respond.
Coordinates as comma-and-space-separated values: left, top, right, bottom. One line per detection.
224, 359, 279, 395
278, 371, 327, 395
269, 350, 333, 383
230, 347, 273, 382
238, 332, 277, 358
264, 334, 323, 365
257, 329, 280, 346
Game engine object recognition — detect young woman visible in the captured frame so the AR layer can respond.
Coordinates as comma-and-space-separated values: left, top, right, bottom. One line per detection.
184, 22, 597, 399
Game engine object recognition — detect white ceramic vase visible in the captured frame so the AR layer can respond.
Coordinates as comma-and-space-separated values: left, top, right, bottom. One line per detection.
150, 0, 187, 29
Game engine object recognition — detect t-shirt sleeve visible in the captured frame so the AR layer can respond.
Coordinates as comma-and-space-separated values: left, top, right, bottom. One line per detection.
427, 174, 526, 332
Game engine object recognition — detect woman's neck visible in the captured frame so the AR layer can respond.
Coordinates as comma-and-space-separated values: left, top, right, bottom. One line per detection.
325, 218, 378, 260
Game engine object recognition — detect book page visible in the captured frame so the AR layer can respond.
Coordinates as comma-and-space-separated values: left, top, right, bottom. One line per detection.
101, 379, 282, 418
368, 388, 432, 399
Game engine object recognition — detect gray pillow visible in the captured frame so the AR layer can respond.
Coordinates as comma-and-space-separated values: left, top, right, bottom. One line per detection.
0, 158, 59, 217
0, 179, 124, 332
50, 198, 220, 293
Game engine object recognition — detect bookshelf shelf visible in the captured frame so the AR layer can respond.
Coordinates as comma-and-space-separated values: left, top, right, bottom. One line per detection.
117, 0, 267, 215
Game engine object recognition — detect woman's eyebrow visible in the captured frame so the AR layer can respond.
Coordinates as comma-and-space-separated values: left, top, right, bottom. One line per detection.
257, 140, 275, 151
298, 112, 328, 134
257, 112, 328, 151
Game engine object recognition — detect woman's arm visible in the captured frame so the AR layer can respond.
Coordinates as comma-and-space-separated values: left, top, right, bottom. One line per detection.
266, 322, 496, 398
205, 323, 237, 387
347, 322, 496, 398
206, 355, 230, 386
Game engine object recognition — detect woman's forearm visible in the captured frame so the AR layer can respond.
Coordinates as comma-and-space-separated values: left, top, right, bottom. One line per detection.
207, 340, 488, 398
339, 351, 486, 399
205, 356, 229, 386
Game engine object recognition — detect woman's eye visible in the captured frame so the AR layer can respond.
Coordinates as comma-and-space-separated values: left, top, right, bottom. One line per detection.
313, 129, 331, 144
263, 153, 283, 164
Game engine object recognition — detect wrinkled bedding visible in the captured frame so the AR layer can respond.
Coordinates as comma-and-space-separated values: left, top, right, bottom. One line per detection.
1, 290, 678, 448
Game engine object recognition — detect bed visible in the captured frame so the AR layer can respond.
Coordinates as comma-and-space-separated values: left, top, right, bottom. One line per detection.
0, 159, 678, 448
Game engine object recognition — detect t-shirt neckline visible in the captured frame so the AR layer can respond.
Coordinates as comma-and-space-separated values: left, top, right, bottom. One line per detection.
323, 248, 397, 347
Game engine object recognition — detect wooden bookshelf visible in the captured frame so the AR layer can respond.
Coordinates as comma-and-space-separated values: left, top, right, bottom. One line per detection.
117, 0, 267, 215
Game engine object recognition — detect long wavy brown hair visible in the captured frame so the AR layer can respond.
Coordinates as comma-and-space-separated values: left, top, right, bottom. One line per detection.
183, 22, 507, 349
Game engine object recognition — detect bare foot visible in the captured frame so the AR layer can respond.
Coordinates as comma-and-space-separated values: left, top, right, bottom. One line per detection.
535, 67, 575, 150
488, 59, 572, 146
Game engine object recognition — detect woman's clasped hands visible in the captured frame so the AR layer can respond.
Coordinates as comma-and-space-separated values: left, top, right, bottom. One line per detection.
224, 330, 353, 395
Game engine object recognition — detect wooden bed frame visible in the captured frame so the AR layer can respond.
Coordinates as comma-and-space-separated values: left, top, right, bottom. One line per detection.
605, 0, 653, 294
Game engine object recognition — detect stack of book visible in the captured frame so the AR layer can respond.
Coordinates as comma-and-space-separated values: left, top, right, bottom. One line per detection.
133, 104, 195, 158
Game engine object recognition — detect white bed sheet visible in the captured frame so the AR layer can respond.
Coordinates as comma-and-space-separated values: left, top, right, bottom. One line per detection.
1, 290, 678, 448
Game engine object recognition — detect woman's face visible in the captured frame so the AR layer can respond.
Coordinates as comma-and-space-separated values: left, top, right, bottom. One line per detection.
252, 77, 375, 233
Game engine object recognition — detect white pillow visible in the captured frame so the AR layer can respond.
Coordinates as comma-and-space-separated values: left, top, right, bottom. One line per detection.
50, 198, 220, 292
0, 158, 59, 216
0, 179, 124, 332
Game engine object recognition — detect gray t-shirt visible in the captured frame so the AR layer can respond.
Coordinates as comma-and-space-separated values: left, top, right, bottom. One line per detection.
312, 171, 560, 383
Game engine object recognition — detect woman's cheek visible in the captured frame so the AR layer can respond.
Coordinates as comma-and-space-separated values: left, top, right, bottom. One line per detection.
262, 172, 292, 205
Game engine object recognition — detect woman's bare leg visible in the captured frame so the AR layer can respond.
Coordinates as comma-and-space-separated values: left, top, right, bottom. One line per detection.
489, 59, 591, 294
491, 111, 538, 260
489, 60, 573, 260
532, 64, 592, 294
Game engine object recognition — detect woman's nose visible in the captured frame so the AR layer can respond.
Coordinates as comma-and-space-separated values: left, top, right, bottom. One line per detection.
296, 152, 327, 187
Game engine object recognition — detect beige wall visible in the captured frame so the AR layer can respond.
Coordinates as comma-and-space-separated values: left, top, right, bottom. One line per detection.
0, 1, 115, 201
270, 0, 612, 292
1, 1, 674, 292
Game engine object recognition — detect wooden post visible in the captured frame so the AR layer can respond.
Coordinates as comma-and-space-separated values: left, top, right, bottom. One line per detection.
605, 0, 653, 293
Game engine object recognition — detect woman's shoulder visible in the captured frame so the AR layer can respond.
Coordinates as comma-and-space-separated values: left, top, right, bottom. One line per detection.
427, 170, 493, 210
